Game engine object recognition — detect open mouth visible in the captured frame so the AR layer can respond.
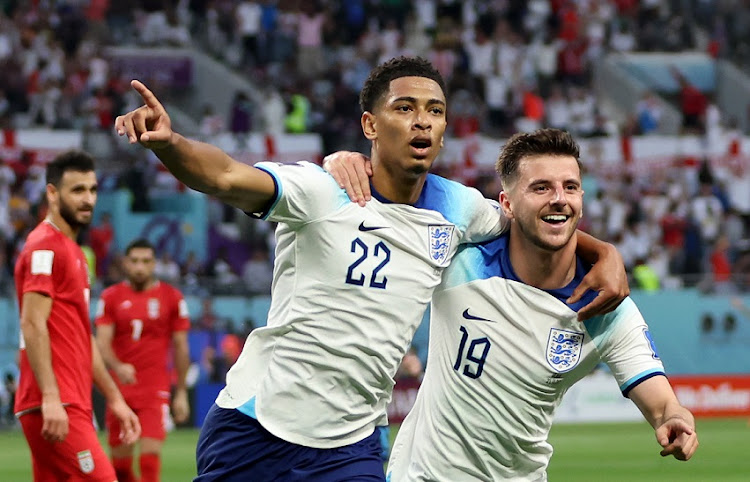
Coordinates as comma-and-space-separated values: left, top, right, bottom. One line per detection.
541, 214, 570, 225
410, 138, 432, 153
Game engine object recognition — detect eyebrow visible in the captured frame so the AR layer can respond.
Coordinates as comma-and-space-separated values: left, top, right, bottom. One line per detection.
528, 178, 581, 186
390, 96, 446, 107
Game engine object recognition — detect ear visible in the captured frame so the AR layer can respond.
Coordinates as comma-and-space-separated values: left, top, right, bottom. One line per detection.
499, 190, 514, 219
362, 111, 377, 141
45, 183, 56, 204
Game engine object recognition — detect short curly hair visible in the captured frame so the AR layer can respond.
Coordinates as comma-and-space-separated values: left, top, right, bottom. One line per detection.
359, 56, 447, 113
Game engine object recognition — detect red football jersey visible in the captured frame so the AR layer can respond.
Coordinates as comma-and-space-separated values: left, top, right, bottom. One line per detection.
95, 281, 190, 403
14, 221, 93, 414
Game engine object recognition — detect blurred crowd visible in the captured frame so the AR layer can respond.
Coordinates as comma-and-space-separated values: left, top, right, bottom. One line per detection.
0, 0, 749, 301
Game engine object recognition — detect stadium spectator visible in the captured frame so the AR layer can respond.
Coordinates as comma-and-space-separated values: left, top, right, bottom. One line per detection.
635, 91, 663, 134
154, 251, 181, 285
14, 151, 140, 480
671, 66, 708, 134
95, 238, 191, 482
89, 211, 115, 278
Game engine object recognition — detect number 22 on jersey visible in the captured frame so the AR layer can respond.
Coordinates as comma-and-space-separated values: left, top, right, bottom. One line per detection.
345, 237, 391, 289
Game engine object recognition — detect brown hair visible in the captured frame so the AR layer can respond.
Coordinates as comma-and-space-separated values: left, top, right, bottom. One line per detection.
495, 129, 581, 189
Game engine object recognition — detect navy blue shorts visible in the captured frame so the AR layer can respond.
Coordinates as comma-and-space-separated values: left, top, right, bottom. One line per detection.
195, 404, 385, 481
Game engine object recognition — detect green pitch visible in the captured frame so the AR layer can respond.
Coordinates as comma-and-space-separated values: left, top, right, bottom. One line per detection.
0, 418, 747, 481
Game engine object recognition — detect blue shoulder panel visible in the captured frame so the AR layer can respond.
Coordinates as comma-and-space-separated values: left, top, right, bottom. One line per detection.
371, 174, 478, 230
444, 232, 599, 312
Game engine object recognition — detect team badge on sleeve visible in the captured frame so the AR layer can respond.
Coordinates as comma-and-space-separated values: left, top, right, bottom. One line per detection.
428, 225, 455, 266
77, 449, 95, 474
546, 328, 584, 373
30, 250, 54, 275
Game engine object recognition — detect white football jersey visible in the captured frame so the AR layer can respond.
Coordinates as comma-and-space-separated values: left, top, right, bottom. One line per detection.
387, 234, 665, 481
215, 161, 507, 449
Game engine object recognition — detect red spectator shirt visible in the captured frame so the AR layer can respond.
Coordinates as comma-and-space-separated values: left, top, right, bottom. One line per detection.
95, 281, 190, 404
14, 221, 93, 414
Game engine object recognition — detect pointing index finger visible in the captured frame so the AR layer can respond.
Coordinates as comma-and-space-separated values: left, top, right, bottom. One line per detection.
131, 80, 162, 110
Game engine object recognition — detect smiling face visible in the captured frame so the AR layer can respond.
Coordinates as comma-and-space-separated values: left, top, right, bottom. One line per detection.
49, 170, 97, 231
500, 155, 583, 251
362, 76, 447, 178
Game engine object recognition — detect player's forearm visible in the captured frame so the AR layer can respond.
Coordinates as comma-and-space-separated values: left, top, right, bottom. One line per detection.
96, 338, 123, 371
21, 318, 60, 399
173, 342, 190, 391
152, 133, 240, 195
651, 402, 695, 431
575, 230, 619, 265
91, 338, 125, 402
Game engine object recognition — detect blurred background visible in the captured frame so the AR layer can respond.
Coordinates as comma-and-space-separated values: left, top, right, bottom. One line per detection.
0, 1, 749, 473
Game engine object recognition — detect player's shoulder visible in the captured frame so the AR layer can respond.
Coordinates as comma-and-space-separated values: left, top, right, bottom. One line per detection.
413, 174, 487, 222
157, 281, 185, 299
423, 173, 483, 199
256, 160, 329, 178
22, 223, 67, 252
583, 297, 643, 335
100, 281, 129, 299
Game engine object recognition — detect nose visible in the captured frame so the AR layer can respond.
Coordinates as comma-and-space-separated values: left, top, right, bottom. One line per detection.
414, 109, 431, 130
83, 190, 97, 207
550, 185, 567, 205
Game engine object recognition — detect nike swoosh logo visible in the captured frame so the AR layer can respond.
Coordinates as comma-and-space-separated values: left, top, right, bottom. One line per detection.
462, 308, 495, 323
358, 221, 388, 232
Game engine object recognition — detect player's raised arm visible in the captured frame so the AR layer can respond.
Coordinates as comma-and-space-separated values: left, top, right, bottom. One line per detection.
20, 291, 68, 443
570, 231, 630, 321
115, 80, 276, 213
627, 375, 699, 461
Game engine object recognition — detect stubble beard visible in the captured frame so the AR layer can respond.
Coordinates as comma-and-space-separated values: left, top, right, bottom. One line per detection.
59, 197, 92, 231
516, 217, 576, 252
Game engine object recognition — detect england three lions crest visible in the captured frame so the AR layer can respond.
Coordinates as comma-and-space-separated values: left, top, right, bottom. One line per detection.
546, 328, 584, 373
428, 225, 455, 266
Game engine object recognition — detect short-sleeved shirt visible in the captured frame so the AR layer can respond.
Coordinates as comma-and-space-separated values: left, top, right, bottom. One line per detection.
14, 221, 93, 414
214, 161, 508, 449
95, 281, 190, 405
387, 233, 666, 481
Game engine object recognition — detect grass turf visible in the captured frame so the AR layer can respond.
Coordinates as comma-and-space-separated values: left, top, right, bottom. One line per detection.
0, 418, 747, 481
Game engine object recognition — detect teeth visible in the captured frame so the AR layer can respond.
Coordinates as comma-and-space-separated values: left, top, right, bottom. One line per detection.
543, 215, 568, 221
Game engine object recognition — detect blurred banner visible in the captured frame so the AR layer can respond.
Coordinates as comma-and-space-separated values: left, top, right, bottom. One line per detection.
669, 375, 750, 417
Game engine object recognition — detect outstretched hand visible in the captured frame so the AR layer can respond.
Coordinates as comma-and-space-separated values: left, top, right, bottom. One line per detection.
322, 151, 373, 206
114, 80, 173, 149
655, 417, 698, 461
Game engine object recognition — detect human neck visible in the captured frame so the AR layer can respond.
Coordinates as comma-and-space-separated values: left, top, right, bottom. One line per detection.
507, 229, 578, 290
370, 157, 428, 205
129, 279, 156, 292
46, 213, 78, 242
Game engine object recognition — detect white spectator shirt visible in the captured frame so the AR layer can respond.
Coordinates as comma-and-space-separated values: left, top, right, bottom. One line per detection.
387, 234, 665, 481
215, 161, 508, 448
